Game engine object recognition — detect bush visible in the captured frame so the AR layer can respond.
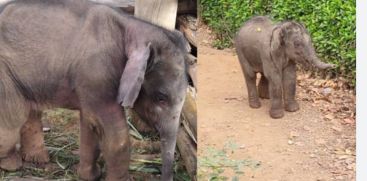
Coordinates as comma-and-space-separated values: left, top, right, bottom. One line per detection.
201, 0, 356, 86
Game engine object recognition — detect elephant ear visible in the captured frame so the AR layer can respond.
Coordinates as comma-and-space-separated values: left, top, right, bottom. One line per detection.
171, 30, 198, 89
166, 30, 197, 89
270, 26, 285, 52
117, 42, 151, 108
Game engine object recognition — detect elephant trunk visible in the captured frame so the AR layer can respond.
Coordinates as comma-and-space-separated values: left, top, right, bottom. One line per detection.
310, 56, 335, 70
159, 115, 180, 181
303, 43, 335, 70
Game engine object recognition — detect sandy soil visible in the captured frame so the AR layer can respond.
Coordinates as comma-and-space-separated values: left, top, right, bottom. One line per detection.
197, 30, 355, 181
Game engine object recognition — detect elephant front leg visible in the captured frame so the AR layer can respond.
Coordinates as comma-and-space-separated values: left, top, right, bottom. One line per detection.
159, 121, 179, 181
283, 63, 299, 112
268, 77, 284, 119
77, 111, 101, 181
96, 105, 130, 181
20, 110, 49, 164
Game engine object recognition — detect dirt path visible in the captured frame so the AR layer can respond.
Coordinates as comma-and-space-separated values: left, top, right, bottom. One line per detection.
197, 41, 355, 180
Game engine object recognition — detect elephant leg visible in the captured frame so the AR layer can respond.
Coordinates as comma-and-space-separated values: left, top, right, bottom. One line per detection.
20, 110, 49, 164
77, 111, 102, 181
0, 85, 29, 171
283, 63, 299, 112
267, 75, 284, 119
0, 127, 22, 171
0, 148, 22, 171
86, 104, 130, 181
244, 72, 261, 108
236, 48, 261, 108
258, 74, 269, 99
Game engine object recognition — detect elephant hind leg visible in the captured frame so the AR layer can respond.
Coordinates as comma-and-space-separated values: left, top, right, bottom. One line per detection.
0, 115, 25, 171
258, 74, 270, 99
0, 150, 22, 171
0, 77, 29, 170
236, 49, 261, 108
20, 110, 49, 164
244, 72, 261, 108
0, 127, 22, 171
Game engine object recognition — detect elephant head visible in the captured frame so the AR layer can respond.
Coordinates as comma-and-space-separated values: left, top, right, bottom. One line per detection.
270, 21, 334, 69
117, 30, 190, 181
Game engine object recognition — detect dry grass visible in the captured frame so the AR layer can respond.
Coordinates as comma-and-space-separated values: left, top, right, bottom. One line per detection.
0, 108, 190, 181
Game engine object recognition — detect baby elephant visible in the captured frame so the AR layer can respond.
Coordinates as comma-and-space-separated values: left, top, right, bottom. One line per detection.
235, 16, 334, 119
0, 0, 191, 180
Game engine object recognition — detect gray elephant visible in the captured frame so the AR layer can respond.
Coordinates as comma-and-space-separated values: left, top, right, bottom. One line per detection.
235, 16, 334, 119
0, 0, 192, 180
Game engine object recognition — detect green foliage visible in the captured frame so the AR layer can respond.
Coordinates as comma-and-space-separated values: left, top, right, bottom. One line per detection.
201, 0, 356, 85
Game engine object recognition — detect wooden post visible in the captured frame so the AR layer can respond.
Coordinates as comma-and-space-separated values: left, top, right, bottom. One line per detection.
135, 0, 178, 30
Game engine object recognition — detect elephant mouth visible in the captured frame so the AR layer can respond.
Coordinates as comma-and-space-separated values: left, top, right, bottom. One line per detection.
292, 56, 311, 69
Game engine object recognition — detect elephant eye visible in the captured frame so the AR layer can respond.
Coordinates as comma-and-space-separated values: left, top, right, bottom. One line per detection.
154, 92, 168, 104
294, 40, 302, 47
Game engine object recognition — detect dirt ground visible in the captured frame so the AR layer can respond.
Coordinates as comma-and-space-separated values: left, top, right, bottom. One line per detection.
197, 27, 356, 181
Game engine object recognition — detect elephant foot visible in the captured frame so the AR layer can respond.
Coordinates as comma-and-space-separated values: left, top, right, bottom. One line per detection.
0, 151, 23, 171
269, 108, 284, 119
78, 164, 102, 181
249, 99, 261, 109
285, 101, 300, 112
21, 147, 49, 164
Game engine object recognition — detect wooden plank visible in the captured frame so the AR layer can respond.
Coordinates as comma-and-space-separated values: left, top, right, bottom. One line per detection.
177, 127, 197, 181
182, 90, 197, 139
134, 0, 178, 30
177, 15, 197, 47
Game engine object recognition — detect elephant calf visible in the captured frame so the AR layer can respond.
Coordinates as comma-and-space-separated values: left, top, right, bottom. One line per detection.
0, 0, 191, 180
235, 16, 334, 119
